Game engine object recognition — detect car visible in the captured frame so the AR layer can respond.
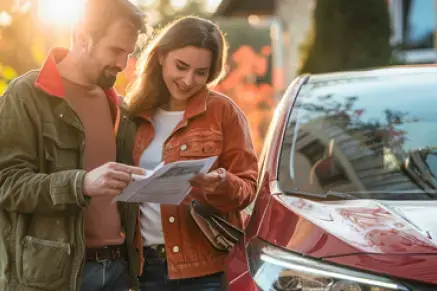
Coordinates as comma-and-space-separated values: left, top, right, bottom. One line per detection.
224, 66, 437, 291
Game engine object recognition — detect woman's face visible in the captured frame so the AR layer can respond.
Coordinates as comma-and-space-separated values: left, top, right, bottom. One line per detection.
160, 46, 212, 103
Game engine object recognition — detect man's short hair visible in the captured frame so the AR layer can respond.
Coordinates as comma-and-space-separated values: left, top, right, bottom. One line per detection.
78, 0, 146, 40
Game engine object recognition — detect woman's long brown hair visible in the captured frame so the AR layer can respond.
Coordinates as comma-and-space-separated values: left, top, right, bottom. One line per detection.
126, 16, 228, 115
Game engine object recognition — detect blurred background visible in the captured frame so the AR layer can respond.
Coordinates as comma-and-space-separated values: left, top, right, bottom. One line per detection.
0, 0, 436, 153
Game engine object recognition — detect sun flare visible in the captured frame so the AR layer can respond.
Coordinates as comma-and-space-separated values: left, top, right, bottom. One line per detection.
37, 0, 85, 27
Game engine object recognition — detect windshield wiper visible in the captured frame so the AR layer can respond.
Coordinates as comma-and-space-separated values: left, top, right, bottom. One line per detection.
281, 188, 356, 200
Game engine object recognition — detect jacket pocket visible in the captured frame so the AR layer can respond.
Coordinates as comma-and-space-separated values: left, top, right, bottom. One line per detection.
42, 123, 80, 172
19, 236, 71, 289
177, 130, 223, 158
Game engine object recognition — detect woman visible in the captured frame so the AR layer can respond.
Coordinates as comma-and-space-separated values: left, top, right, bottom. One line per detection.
120, 16, 258, 291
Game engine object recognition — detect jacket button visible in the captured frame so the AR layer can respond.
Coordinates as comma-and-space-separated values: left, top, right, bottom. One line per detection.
169, 216, 175, 223
59, 113, 63, 118
180, 144, 187, 151
172, 246, 180, 253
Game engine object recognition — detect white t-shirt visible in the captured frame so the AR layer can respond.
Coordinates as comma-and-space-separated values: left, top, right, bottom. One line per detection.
139, 108, 185, 246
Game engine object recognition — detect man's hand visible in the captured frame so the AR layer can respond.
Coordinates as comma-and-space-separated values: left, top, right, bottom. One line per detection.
189, 168, 226, 194
83, 162, 145, 198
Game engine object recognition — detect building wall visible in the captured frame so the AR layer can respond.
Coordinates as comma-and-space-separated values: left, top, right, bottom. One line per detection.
274, 0, 316, 84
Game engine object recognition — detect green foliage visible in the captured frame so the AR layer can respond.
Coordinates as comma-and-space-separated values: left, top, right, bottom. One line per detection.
299, 0, 392, 74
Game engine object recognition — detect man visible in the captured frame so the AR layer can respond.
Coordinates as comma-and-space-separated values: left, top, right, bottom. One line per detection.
0, 0, 147, 290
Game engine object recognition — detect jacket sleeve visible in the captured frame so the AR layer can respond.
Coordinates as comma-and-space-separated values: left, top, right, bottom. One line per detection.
205, 106, 259, 212
0, 90, 89, 214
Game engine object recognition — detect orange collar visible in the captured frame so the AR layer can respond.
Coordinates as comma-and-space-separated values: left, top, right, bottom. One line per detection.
34, 47, 120, 106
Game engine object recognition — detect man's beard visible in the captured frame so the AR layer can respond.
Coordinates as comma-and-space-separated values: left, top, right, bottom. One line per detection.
96, 68, 118, 89
88, 48, 121, 89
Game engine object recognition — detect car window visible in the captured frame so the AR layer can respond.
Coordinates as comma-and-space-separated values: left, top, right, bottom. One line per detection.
278, 71, 437, 200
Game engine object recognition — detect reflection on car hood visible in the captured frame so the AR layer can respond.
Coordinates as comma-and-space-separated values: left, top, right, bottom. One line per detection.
279, 196, 437, 254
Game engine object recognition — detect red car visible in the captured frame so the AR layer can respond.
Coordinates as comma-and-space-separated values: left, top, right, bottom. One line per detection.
224, 66, 437, 291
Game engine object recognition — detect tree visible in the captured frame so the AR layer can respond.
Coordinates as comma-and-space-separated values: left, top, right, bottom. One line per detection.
0, 1, 64, 80
299, 0, 392, 74
0, 64, 17, 94
0, 2, 41, 93
214, 45, 275, 153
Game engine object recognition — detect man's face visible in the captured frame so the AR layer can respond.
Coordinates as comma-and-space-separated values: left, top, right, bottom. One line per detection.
86, 19, 138, 89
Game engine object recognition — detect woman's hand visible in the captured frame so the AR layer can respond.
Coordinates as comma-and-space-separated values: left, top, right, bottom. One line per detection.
189, 168, 226, 194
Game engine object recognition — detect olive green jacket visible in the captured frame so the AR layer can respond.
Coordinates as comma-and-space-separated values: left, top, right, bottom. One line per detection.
0, 71, 141, 291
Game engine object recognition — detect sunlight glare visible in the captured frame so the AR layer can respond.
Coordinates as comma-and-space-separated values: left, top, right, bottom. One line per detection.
0, 11, 12, 26
170, 0, 188, 11
204, 0, 222, 13
134, 0, 156, 7
37, 0, 85, 27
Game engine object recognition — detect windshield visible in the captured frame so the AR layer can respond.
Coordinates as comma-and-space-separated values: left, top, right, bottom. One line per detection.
278, 71, 437, 200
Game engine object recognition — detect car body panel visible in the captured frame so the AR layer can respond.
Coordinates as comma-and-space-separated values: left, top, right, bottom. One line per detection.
275, 195, 437, 255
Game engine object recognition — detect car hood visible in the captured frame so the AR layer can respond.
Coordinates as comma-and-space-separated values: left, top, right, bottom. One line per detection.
278, 195, 437, 255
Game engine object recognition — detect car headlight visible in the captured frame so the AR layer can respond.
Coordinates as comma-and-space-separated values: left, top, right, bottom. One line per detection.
247, 238, 409, 291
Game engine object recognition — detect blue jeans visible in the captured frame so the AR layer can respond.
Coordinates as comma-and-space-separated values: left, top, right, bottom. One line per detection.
139, 256, 223, 291
81, 258, 130, 291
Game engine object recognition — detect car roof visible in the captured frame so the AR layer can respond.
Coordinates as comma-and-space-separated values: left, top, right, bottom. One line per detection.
307, 65, 437, 84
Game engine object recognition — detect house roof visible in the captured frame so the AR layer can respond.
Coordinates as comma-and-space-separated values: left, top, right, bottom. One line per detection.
215, 0, 275, 17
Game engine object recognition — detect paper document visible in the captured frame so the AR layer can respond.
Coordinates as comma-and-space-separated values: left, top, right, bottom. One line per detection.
115, 156, 218, 204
